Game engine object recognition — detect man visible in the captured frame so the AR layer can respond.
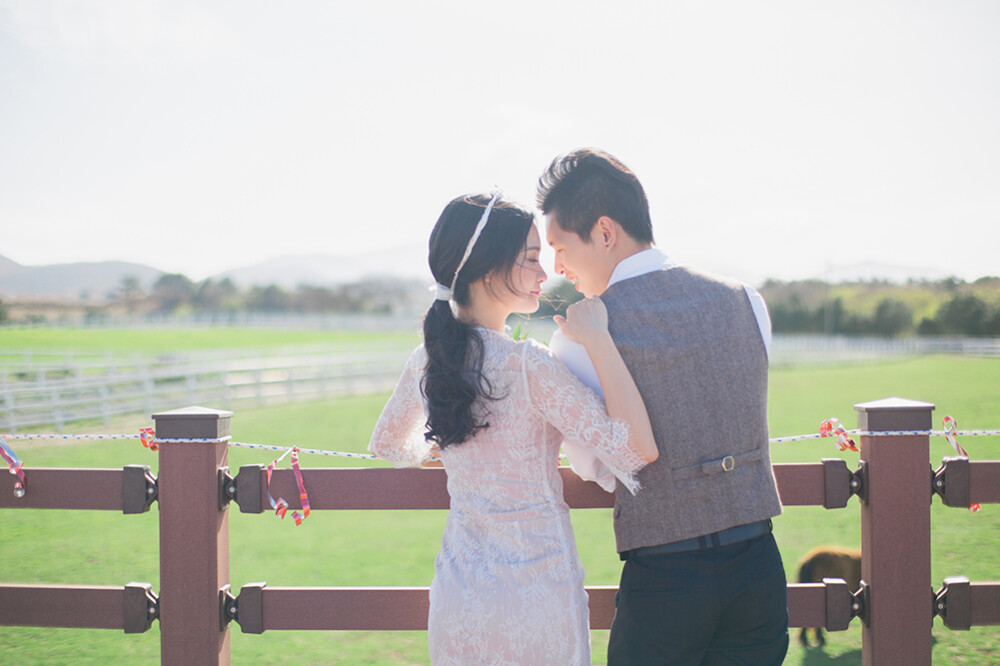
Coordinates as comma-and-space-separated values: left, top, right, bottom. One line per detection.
537, 148, 788, 665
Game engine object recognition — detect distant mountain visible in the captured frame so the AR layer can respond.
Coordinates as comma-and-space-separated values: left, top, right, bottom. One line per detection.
0, 256, 164, 301
0, 243, 433, 302
211, 243, 431, 289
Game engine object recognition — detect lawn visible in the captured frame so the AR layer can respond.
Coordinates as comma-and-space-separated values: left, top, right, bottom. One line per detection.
0, 326, 420, 356
1, 353, 999, 664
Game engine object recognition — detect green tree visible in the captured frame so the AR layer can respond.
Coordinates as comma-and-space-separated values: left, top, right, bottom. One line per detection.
871, 298, 913, 337
248, 285, 292, 311
194, 278, 241, 311
151, 274, 196, 313
936, 295, 989, 336
116, 275, 145, 313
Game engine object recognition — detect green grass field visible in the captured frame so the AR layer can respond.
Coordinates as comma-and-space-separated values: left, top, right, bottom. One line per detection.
2, 341, 999, 664
0, 326, 420, 356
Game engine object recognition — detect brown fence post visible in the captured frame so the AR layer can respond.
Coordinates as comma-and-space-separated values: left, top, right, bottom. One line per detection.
854, 397, 934, 666
154, 406, 233, 666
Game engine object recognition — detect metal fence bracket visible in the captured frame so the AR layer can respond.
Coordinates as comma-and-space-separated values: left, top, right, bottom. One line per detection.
822, 577, 853, 630
852, 581, 871, 626
932, 457, 970, 507
122, 465, 158, 514
124, 582, 159, 633
234, 582, 266, 634
822, 458, 867, 507
935, 576, 971, 630
851, 460, 869, 505
233, 464, 265, 514
219, 584, 238, 631
218, 467, 236, 511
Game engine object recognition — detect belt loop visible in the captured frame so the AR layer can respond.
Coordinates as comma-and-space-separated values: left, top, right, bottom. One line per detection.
711, 532, 721, 548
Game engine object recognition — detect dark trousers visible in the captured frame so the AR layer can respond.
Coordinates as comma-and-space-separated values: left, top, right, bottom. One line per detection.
607, 532, 788, 666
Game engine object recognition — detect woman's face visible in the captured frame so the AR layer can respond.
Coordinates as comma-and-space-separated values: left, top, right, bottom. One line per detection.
500, 224, 548, 314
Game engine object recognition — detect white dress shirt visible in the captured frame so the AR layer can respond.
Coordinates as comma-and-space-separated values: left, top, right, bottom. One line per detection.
551, 248, 772, 491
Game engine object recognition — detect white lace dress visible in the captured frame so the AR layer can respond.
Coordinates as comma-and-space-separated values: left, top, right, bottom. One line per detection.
369, 329, 646, 665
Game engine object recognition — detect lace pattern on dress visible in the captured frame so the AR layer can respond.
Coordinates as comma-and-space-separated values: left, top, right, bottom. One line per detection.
520, 340, 646, 495
367, 346, 432, 467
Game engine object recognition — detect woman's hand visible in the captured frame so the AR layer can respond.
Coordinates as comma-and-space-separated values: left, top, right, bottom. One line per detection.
554, 296, 610, 346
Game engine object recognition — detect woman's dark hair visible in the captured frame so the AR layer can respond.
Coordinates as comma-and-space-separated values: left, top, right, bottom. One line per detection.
422, 193, 535, 449
536, 148, 654, 244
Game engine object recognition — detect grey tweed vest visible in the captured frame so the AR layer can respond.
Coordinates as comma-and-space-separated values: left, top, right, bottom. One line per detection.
601, 265, 782, 552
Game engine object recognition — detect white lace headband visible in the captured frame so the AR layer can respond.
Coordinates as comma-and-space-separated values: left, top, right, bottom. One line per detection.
435, 189, 502, 301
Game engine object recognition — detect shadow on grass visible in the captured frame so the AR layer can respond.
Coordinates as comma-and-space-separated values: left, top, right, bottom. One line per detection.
795, 634, 938, 665
798, 647, 862, 665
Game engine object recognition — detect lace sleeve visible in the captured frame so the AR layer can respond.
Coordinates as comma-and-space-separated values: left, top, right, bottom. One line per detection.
368, 346, 433, 467
521, 341, 648, 494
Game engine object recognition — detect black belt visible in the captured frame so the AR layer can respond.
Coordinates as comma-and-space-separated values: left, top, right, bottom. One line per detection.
621, 519, 772, 560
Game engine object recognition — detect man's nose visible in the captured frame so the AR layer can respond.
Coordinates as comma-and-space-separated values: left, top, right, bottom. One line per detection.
553, 255, 564, 276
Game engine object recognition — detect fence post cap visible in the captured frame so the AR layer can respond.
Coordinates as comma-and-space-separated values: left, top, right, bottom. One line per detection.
152, 406, 234, 420
152, 406, 233, 439
853, 396, 935, 412
854, 396, 935, 432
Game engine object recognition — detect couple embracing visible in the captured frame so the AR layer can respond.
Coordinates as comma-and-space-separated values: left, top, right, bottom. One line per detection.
369, 149, 788, 665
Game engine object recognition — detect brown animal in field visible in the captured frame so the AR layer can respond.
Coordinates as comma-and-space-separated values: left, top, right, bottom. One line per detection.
797, 546, 862, 647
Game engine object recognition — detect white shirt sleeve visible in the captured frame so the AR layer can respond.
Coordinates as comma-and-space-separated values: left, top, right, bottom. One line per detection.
743, 284, 772, 359
549, 328, 618, 492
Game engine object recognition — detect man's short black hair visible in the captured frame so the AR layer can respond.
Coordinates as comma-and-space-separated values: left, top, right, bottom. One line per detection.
536, 148, 654, 244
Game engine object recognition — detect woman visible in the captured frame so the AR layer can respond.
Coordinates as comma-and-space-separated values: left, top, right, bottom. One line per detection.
368, 191, 657, 664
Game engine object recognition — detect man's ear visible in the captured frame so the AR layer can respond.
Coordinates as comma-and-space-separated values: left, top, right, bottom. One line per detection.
593, 216, 619, 251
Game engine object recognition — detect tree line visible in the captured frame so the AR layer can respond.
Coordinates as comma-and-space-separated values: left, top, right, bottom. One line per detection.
3, 273, 999, 338
758, 277, 1000, 337
115, 274, 429, 316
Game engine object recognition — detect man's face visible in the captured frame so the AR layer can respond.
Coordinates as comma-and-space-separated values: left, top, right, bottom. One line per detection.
545, 212, 613, 298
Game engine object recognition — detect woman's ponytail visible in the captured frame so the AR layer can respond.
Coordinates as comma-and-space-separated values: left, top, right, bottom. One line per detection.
421, 299, 488, 448
420, 193, 534, 449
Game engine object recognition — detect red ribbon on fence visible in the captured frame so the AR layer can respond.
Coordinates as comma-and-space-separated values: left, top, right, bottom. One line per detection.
265, 447, 311, 526
1, 437, 26, 498
139, 427, 158, 451
819, 417, 858, 452
290, 448, 311, 525
943, 416, 981, 513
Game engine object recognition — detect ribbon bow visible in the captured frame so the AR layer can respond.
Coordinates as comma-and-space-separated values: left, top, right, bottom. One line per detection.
943, 416, 981, 513
819, 418, 858, 452
139, 427, 158, 451
265, 447, 311, 526
1, 437, 26, 498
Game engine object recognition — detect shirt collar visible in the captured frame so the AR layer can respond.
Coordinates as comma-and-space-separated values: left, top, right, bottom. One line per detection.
606, 248, 676, 289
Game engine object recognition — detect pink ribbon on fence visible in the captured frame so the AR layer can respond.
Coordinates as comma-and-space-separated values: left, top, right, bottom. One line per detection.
943, 416, 981, 513
1, 437, 26, 498
265, 447, 311, 526
819, 417, 858, 452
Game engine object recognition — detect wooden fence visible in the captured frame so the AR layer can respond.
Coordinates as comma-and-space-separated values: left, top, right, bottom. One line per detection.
2, 398, 1000, 665
4, 336, 999, 432
0, 345, 411, 432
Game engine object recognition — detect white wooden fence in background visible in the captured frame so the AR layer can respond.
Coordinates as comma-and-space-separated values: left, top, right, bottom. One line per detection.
0, 344, 413, 432
2, 336, 998, 433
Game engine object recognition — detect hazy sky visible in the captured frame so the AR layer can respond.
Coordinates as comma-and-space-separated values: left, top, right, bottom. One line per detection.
1, 0, 998, 287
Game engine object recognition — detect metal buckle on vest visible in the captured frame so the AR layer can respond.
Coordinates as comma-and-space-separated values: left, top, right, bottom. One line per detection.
721, 455, 735, 472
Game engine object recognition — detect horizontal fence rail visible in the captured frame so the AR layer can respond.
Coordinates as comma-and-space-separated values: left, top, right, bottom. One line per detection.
226, 582, 851, 633
0, 583, 157, 633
